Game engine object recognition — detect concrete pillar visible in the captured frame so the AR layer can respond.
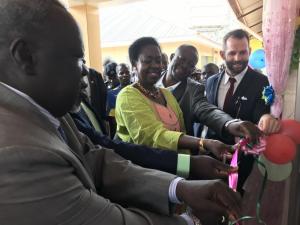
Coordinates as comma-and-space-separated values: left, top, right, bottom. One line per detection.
68, 4, 103, 72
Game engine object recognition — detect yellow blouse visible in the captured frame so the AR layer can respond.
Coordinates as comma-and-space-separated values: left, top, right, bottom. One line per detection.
115, 85, 186, 151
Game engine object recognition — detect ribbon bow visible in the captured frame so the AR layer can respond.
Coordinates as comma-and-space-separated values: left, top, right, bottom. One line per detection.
228, 138, 267, 225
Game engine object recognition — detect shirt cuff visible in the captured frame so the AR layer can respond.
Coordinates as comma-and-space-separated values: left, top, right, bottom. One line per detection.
180, 213, 195, 225
176, 154, 191, 178
224, 119, 241, 128
168, 177, 184, 204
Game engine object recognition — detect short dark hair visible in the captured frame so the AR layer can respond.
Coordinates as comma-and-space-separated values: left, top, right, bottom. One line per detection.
104, 62, 117, 78
223, 29, 249, 50
116, 63, 130, 73
203, 63, 219, 78
204, 63, 219, 71
128, 37, 161, 66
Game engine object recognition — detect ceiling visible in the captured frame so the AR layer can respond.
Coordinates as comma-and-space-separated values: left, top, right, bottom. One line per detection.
62, 0, 265, 41
228, 0, 263, 37
99, 0, 241, 48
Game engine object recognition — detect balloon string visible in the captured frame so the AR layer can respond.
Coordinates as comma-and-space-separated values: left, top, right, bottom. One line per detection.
229, 156, 268, 225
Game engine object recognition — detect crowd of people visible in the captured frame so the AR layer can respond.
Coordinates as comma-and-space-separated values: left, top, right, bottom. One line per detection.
0, 1, 281, 225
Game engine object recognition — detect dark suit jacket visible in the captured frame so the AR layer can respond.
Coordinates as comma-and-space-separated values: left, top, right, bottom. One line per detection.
82, 98, 108, 135
206, 67, 270, 124
69, 103, 178, 175
172, 77, 233, 136
205, 67, 270, 193
88, 68, 107, 119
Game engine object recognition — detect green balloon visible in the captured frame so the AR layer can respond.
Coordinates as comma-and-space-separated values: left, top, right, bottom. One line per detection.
258, 155, 292, 182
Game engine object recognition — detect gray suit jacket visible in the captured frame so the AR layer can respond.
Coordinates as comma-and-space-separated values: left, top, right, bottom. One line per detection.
173, 77, 233, 136
0, 83, 186, 225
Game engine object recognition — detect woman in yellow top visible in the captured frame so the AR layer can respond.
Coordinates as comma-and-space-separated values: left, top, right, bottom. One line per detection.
115, 37, 231, 158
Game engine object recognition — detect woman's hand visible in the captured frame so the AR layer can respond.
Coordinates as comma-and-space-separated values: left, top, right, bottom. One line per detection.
203, 139, 234, 160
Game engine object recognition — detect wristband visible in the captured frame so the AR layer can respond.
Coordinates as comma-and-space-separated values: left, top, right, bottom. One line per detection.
224, 119, 241, 129
177, 154, 190, 178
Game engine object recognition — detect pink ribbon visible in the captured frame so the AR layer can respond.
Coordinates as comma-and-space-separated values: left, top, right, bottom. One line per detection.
228, 137, 267, 191
229, 148, 239, 191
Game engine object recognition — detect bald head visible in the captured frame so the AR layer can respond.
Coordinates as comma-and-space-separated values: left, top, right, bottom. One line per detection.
0, 0, 65, 43
168, 44, 198, 82
0, 0, 87, 117
176, 45, 198, 57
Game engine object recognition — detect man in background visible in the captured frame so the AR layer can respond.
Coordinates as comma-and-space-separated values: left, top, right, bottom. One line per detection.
205, 29, 278, 193
162, 52, 169, 71
107, 63, 131, 136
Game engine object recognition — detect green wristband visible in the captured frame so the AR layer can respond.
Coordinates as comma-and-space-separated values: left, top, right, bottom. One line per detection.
176, 154, 190, 178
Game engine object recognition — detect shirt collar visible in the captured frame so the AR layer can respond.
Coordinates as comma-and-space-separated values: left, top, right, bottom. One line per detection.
113, 85, 122, 91
224, 66, 248, 85
0, 82, 60, 129
156, 72, 181, 91
156, 73, 166, 88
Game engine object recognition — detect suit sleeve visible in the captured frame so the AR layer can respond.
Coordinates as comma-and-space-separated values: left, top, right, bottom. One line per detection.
0, 145, 186, 225
115, 87, 183, 150
95, 135, 178, 174
191, 81, 233, 136
71, 114, 178, 174
89, 68, 107, 118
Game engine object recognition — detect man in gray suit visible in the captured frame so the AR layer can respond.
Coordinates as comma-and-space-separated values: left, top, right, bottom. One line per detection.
0, 1, 240, 225
157, 45, 278, 141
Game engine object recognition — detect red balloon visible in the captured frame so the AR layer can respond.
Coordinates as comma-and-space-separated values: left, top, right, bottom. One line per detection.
264, 134, 296, 164
280, 119, 300, 144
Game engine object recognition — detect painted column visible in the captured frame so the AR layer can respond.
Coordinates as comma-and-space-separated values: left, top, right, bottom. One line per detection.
60, 1, 103, 72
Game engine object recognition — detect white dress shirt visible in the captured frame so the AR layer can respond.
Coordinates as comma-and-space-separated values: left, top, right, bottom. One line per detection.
156, 73, 181, 91
217, 67, 248, 109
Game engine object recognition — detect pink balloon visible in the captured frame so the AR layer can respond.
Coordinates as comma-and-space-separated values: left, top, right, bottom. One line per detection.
280, 119, 300, 144
264, 134, 296, 164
